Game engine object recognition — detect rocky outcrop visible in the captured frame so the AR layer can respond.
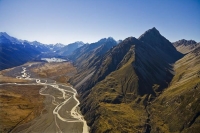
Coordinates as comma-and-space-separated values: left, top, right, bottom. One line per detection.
173, 39, 200, 54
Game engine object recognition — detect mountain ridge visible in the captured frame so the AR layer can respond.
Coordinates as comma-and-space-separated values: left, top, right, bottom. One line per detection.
68, 28, 199, 133
0, 28, 199, 132
173, 39, 200, 54
0, 32, 64, 70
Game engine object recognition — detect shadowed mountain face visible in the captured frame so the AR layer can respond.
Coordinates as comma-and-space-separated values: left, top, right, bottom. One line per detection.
0, 32, 64, 70
136, 27, 183, 94
68, 37, 117, 61
138, 27, 183, 63
69, 37, 117, 94
0, 33, 41, 70
69, 28, 194, 132
71, 28, 183, 96
173, 39, 200, 54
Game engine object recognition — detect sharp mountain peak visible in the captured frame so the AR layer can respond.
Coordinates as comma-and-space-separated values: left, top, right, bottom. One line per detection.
124, 36, 137, 41
138, 27, 161, 40
98, 37, 116, 43
0, 32, 9, 36
0, 32, 12, 39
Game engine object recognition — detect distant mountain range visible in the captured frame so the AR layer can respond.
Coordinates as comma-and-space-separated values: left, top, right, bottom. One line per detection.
0, 32, 65, 70
0, 32, 64, 52
56, 41, 85, 56
0, 32, 84, 70
0, 29, 199, 133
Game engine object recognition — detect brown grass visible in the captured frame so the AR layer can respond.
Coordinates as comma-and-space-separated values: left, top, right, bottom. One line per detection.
0, 73, 27, 83
90, 102, 147, 133
31, 62, 76, 84
0, 61, 77, 132
0, 85, 45, 133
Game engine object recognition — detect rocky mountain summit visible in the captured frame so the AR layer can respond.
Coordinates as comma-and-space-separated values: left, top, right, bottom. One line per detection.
173, 39, 200, 54
173, 39, 197, 46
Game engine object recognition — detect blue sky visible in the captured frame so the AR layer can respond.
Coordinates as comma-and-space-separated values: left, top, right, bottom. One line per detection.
0, 0, 199, 44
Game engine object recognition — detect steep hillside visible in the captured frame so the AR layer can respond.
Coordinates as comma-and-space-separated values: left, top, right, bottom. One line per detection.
136, 27, 183, 94
138, 27, 182, 63
68, 37, 116, 62
150, 46, 200, 133
70, 37, 117, 91
173, 39, 200, 54
72, 28, 182, 95
70, 28, 186, 132
79, 38, 148, 132
0, 39, 41, 70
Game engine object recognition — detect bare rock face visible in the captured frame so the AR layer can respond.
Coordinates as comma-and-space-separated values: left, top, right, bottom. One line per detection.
138, 27, 183, 62
173, 39, 197, 47
173, 39, 200, 54
69, 37, 117, 92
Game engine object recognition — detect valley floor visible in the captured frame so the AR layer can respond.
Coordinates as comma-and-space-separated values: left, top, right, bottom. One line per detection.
0, 61, 89, 133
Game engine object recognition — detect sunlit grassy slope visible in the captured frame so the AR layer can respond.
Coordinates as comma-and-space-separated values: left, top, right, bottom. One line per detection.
150, 47, 200, 133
